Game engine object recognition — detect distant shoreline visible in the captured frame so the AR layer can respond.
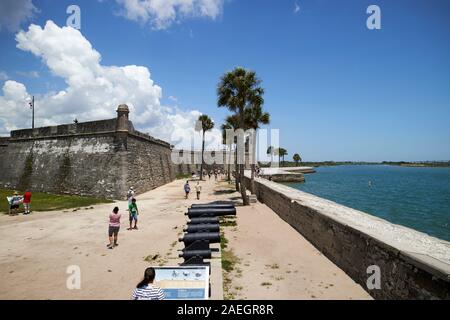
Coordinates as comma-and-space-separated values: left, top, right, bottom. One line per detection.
262, 161, 450, 168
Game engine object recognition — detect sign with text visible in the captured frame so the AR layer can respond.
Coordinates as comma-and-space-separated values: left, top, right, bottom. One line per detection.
153, 266, 210, 300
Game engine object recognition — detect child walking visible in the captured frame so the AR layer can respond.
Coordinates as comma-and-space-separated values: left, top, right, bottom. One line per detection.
128, 198, 139, 230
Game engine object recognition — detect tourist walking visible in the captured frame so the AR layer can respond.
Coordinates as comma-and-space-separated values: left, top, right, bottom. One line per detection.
132, 267, 165, 300
23, 190, 32, 215
128, 198, 139, 230
184, 181, 191, 199
108, 206, 121, 249
195, 181, 202, 200
127, 187, 135, 205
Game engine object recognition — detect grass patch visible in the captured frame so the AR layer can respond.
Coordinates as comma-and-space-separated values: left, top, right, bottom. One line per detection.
220, 232, 229, 250
0, 188, 113, 214
220, 220, 237, 227
144, 254, 160, 262
221, 231, 241, 299
176, 173, 192, 180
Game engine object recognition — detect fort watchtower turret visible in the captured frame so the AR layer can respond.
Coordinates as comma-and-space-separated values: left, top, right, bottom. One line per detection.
115, 104, 130, 150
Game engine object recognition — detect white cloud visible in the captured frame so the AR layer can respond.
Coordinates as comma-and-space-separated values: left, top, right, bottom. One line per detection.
0, 20, 222, 150
116, 0, 223, 29
294, 2, 300, 14
0, 71, 9, 81
16, 70, 40, 78
0, 0, 37, 32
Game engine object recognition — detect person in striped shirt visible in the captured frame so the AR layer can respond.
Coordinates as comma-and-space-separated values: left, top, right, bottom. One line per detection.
132, 267, 165, 300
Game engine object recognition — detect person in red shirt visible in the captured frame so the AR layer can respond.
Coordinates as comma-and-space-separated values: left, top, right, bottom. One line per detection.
23, 190, 32, 215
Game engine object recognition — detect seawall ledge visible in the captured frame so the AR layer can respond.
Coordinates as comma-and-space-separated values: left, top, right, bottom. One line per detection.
246, 173, 450, 280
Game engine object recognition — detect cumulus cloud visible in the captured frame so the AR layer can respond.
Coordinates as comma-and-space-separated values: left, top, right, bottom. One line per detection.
0, 71, 9, 81
116, 0, 223, 29
0, 0, 37, 32
0, 20, 222, 150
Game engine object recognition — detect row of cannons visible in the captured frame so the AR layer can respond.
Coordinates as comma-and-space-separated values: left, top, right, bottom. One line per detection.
178, 202, 237, 267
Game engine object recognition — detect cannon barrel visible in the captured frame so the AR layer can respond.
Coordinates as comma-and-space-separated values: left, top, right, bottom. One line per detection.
191, 203, 235, 209
188, 217, 220, 224
186, 207, 236, 218
179, 232, 220, 244
183, 224, 220, 233
178, 250, 212, 259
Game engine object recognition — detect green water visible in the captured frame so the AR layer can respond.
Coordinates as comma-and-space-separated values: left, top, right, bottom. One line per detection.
285, 165, 450, 241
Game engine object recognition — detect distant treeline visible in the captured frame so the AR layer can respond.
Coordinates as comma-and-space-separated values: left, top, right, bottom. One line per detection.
259, 161, 450, 168
381, 161, 450, 167
259, 161, 377, 167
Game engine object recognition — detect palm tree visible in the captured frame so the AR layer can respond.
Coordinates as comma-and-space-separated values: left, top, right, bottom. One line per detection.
245, 104, 270, 191
279, 148, 288, 166
275, 148, 287, 166
293, 153, 302, 166
267, 146, 274, 164
221, 115, 239, 183
218, 67, 264, 206
198, 114, 214, 180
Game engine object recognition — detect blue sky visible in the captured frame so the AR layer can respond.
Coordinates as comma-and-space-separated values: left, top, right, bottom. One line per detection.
0, 0, 449, 162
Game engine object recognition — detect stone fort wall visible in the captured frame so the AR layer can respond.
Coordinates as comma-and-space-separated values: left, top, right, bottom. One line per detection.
0, 105, 197, 199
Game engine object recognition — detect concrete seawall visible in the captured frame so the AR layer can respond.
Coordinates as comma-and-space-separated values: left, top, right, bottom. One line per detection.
243, 175, 450, 299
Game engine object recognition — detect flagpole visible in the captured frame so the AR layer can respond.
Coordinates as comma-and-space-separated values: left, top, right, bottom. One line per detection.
31, 96, 34, 129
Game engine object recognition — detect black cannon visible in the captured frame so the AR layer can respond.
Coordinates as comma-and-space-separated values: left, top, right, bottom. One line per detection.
179, 232, 220, 244
186, 207, 236, 218
188, 217, 220, 225
179, 249, 212, 260
183, 223, 220, 233
179, 232, 221, 251
191, 202, 235, 209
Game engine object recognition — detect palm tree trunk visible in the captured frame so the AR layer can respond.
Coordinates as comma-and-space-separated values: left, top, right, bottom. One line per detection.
234, 145, 239, 191
239, 110, 249, 206
200, 131, 205, 180
250, 132, 257, 193
227, 144, 232, 181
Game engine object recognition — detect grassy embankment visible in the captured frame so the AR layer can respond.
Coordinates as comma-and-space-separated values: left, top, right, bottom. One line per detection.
0, 188, 113, 214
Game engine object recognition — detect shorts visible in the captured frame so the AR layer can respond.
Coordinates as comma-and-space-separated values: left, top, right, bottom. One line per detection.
129, 212, 138, 222
108, 226, 120, 237
10, 204, 19, 209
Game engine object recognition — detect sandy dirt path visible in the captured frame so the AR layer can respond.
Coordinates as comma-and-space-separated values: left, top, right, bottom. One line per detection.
217, 181, 372, 300
0, 178, 222, 300
0, 177, 371, 300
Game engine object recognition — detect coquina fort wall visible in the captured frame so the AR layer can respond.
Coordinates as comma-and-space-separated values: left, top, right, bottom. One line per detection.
0, 105, 200, 199
243, 174, 450, 300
